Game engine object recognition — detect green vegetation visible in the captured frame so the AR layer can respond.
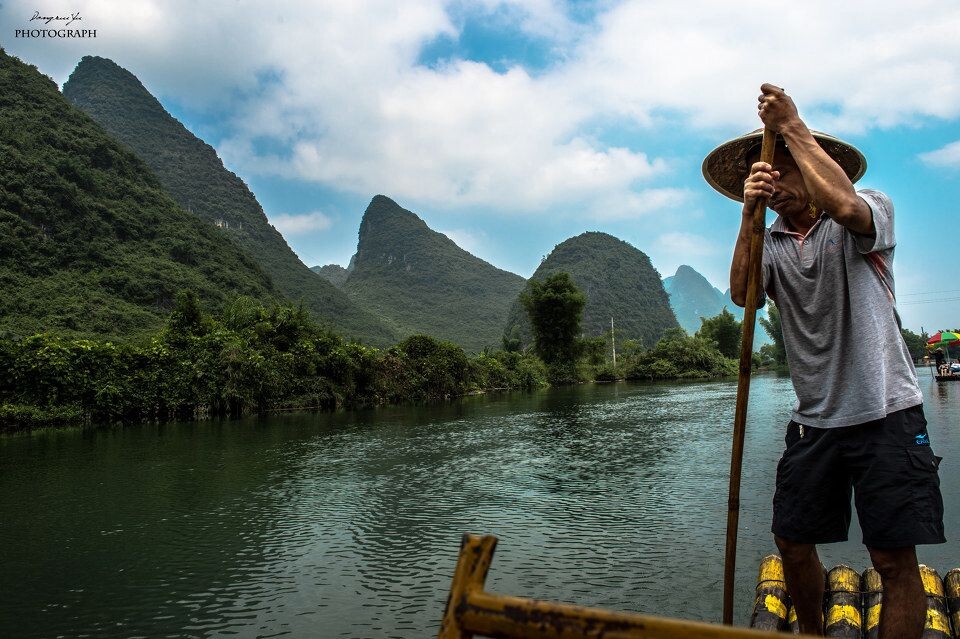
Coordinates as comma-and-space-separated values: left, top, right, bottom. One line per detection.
696, 307, 742, 359
622, 327, 738, 380
62, 56, 396, 345
900, 327, 928, 361
0, 289, 756, 434
503, 232, 678, 351
759, 302, 787, 367
516, 274, 737, 384
0, 49, 279, 342
342, 195, 527, 353
0, 294, 547, 433
521, 272, 587, 384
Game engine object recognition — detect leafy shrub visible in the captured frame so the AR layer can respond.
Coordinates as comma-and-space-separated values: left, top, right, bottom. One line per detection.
624, 328, 737, 380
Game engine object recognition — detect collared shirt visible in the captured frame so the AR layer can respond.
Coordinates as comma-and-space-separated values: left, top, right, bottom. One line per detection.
761, 189, 922, 428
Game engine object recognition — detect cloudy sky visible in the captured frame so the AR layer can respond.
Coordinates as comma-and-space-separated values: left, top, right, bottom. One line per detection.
5, 0, 959, 332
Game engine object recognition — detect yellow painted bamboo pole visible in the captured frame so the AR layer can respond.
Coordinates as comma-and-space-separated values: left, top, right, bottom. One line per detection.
862, 567, 882, 639
824, 565, 861, 638
750, 555, 789, 631
944, 568, 960, 639
921, 565, 952, 639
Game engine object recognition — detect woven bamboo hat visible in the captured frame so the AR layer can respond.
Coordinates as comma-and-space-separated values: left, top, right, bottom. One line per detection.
701, 128, 867, 202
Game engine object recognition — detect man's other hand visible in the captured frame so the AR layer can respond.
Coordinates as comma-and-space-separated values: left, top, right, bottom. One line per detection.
743, 162, 779, 212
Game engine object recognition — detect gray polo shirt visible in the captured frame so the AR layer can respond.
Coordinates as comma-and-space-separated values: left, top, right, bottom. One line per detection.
761, 189, 922, 428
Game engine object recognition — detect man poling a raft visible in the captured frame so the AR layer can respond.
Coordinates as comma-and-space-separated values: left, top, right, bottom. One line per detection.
703, 84, 946, 637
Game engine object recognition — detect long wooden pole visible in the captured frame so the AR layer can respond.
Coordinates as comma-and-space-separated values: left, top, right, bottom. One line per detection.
722, 128, 777, 625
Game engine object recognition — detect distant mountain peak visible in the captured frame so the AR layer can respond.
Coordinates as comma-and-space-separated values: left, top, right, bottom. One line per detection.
661, 264, 768, 343
662, 264, 726, 334
69, 55, 170, 115
0, 49, 278, 340
675, 264, 702, 277
63, 56, 398, 344
344, 196, 525, 352
359, 195, 430, 236
311, 264, 349, 288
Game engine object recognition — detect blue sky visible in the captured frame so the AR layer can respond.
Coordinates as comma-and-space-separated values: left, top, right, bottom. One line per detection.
4, 0, 959, 333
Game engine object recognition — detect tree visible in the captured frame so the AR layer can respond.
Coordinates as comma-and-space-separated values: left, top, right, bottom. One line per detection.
696, 308, 742, 359
501, 326, 523, 353
758, 302, 787, 365
900, 328, 928, 361
521, 272, 586, 383
167, 290, 210, 339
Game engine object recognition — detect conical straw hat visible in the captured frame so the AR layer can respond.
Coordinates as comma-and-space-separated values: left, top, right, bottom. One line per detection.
702, 128, 867, 202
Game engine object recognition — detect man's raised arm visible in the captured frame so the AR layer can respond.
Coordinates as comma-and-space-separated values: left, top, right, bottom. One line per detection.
758, 83, 873, 235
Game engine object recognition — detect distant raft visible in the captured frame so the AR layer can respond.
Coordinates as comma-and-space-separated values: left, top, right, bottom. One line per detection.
750, 555, 959, 637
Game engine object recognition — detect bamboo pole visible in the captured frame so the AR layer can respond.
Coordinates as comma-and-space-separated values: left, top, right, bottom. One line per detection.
722, 128, 777, 625
439, 533, 824, 639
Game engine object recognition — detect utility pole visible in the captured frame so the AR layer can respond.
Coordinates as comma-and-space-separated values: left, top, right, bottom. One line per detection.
610, 317, 616, 366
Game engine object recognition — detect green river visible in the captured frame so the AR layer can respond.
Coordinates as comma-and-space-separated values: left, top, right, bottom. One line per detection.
2, 372, 958, 637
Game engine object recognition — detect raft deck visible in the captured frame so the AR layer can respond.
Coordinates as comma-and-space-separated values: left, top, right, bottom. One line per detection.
437, 535, 956, 638
750, 554, 960, 637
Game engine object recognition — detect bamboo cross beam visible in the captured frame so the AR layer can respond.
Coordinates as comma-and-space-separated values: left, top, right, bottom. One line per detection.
439, 533, 821, 639
722, 128, 777, 626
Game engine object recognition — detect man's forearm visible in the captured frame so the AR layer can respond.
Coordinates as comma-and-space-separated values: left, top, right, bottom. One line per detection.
779, 120, 871, 232
730, 209, 754, 307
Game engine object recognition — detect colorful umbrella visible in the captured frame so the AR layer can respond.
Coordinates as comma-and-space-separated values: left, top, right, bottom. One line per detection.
927, 331, 960, 348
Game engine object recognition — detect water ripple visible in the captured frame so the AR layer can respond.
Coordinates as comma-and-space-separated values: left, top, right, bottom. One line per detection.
1, 375, 956, 637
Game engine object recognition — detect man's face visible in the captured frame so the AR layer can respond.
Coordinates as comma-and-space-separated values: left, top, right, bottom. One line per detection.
746, 145, 811, 219
767, 148, 810, 219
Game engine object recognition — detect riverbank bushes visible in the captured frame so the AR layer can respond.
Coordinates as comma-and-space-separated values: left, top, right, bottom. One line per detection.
1, 291, 750, 434
622, 327, 739, 380
0, 294, 547, 433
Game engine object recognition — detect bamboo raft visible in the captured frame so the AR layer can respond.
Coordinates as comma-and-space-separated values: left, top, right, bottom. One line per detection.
438, 535, 957, 639
750, 555, 960, 637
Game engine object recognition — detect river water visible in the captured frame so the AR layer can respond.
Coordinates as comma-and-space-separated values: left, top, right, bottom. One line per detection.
2, 372, 957, 638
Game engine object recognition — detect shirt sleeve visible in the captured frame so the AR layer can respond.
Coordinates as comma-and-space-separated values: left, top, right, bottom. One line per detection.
852, 189, 895, 253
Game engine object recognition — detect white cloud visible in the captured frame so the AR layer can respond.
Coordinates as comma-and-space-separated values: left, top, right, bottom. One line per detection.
6, 0, 960, 215
655, 232, 719, 258
588, 188, 691, 220
438, 227, 486, 254
269, 211, 333, 235
559, 0, 960, 132
919, 140, 960, 168
469, 0, 582, 42
648, 231, 727, 290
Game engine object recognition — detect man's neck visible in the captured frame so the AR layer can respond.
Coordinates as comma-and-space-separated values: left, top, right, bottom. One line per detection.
783, 214, 817, 237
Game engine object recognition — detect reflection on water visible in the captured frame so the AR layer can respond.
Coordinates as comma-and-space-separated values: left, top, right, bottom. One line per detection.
1, 374, 957, 637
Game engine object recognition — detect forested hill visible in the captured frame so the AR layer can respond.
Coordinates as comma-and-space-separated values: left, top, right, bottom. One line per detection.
0, 49, 279, 341
62, 55, 396, 345
342, 195, 526, 353
503, 232, 679, 349
662, 265, 729, 334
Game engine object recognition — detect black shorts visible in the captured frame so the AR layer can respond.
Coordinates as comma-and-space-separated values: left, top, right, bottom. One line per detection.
772, 404, 946, 548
